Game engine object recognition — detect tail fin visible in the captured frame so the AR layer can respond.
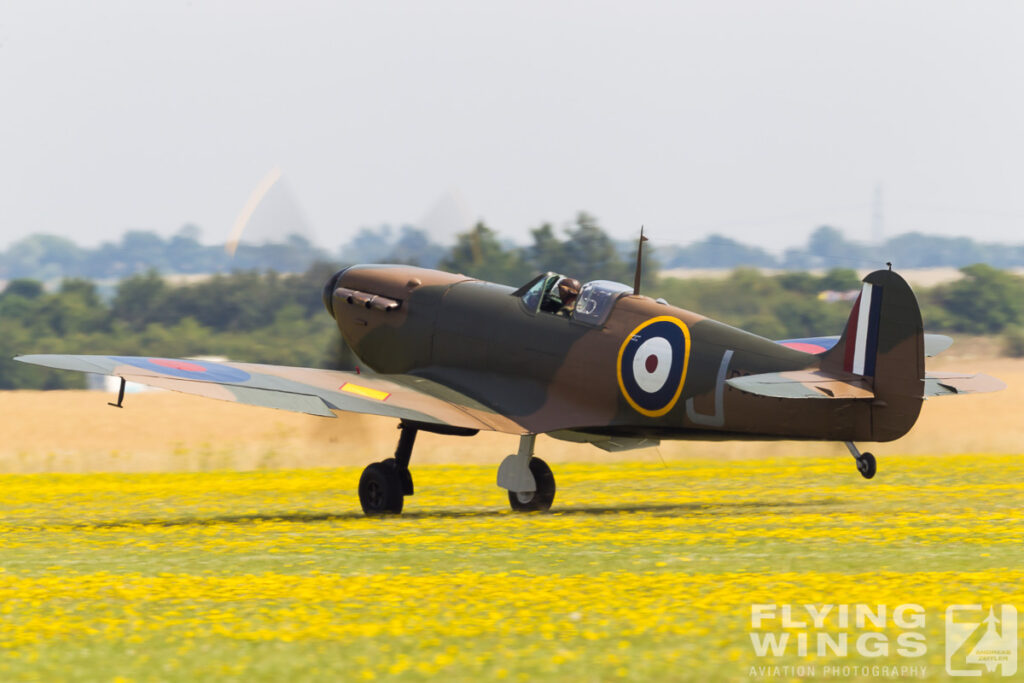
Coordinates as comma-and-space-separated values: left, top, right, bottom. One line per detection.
821, 269, 924, 441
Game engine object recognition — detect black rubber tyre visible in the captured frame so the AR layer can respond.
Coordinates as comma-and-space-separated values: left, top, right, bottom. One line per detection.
508, 457, 556, 512
381, 457, 414, 496
857, 452, 877, 480
359, 461, 404, 514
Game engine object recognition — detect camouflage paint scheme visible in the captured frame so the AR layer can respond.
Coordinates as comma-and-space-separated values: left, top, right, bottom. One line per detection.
16, 264, 1004, 450
324, 264, 1003, 444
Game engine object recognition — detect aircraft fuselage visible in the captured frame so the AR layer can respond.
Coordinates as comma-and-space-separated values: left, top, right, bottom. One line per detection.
324, 265, 884, 442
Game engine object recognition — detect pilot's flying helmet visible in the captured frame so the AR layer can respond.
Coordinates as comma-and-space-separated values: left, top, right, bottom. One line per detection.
557, 278, 581, 299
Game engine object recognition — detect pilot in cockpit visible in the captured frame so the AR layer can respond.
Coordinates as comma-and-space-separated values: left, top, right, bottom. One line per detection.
553, 277, 581, 317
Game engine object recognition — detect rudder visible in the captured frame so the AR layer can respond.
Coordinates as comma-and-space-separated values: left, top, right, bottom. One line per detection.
821, 269, 924, 441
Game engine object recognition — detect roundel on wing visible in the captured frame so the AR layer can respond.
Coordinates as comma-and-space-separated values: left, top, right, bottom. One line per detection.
616, 316, 691, 417
109, 356, 251, 383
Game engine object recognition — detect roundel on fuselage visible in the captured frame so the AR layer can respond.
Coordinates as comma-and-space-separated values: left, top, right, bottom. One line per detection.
616, 316, 691, 417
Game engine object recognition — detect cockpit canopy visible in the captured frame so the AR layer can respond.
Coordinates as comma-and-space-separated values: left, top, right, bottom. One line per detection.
573, 279, 634, 325
513, 273, 633, 326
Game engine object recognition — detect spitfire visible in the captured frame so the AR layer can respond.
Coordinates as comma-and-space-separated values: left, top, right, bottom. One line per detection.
16, 262, 1004, 516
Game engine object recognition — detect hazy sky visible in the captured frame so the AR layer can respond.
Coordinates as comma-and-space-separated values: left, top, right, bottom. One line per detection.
3, 1, 1024, 252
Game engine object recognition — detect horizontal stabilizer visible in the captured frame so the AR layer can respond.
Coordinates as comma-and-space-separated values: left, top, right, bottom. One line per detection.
776, 333, 953, 358
727, 369, 1004, 400
924, 334, 955, 357
924, 372, 1006, 397
726, 370, 874, 400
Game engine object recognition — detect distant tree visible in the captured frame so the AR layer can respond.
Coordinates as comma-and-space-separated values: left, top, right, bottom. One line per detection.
783, 226, 876, 269
776, 268, 859, 295
818, 268, 861, 292
1004, 326, 1024, 357
440, 222, 531, 285
0, 234, 84, 279
120, 230, 171, 272
659, 234, 777, 269
1, 278, 45, 300
166, 224, 216, 273
285, 261, 345, 317
774, 296, 850, 339
231, 234, 329, 273
111, 270, 168, 330
525, 223, 566, 274
808, 226, 871, 267
881, 232, 1024, 268
559, 213, 633, 284
36, 279, 109, 336
931, 264, 1024, 333
387, 227, 446, 268
775, 271, 820, 295
341, 225, 397, 264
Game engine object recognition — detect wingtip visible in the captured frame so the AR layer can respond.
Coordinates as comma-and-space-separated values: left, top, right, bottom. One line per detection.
13, 354, 57, 365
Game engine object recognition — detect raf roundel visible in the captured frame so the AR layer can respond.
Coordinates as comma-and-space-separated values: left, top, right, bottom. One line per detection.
109, 357, 251, 383
616, 316, 691, 417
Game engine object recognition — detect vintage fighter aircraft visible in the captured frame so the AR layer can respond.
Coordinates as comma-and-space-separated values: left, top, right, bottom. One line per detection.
15, 259, 1004, 515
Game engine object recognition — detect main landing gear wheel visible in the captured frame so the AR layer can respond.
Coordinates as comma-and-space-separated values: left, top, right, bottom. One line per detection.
359, 461, 404, 514
359, 424, 419, 515
508, 457, 556, 512
356, 421, 477, 517
856, 452, 877, 480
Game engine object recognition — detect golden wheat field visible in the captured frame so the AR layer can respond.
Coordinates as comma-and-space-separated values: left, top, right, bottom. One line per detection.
2, 357, 1022, 473
0, 355, 1020, 681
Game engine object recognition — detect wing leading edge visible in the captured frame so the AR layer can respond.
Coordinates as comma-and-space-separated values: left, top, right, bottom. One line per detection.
13, 354, 526, 434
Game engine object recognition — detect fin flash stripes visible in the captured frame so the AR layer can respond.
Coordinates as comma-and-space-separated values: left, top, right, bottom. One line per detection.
843, 282, 883, 376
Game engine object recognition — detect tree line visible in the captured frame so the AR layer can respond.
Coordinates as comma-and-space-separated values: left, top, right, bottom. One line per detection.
2, 220, 1023, 390
6, 218, 1024, 284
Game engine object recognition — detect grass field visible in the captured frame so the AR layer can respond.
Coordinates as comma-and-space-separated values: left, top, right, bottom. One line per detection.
0, 456, 1021, 681
0, 355, 1019, 681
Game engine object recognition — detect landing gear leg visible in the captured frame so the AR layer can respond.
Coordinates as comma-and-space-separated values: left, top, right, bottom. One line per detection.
498, 434, 556, 512
359, 423, 417, 515
846, 441, 877, 480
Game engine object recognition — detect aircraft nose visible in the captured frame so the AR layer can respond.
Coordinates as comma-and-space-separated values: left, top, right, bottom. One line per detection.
322, 267, 350, 319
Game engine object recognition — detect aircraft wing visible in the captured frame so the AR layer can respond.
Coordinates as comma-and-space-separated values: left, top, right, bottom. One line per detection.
776, 333, 954, 357
13, 354, 527, 434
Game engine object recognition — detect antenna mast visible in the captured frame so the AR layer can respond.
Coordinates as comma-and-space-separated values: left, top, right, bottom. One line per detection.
633, 226, 648, 295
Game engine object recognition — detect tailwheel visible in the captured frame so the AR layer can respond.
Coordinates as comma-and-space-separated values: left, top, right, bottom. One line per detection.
845, 442, 877, 480
359, 461, 404, 514
508, 457, 556, 512
856, 452, 877, 480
